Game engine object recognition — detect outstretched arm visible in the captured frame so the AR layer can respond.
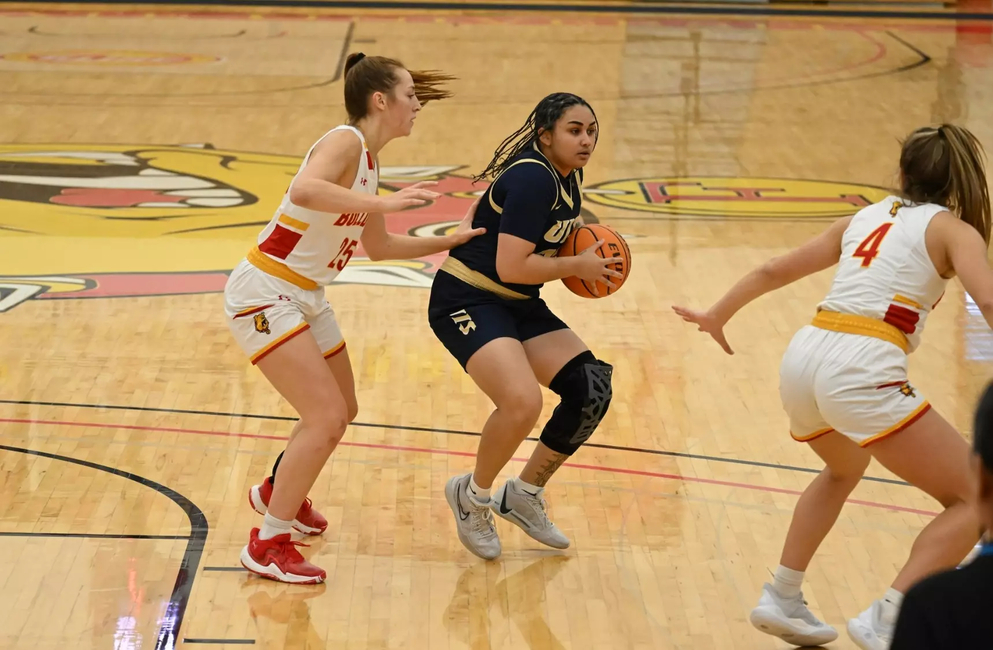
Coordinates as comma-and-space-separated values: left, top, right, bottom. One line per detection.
672, 215, 852, 354
361, 198, 486, 261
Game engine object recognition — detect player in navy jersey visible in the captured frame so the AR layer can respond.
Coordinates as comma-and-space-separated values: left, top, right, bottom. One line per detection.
429, 92, 623, 559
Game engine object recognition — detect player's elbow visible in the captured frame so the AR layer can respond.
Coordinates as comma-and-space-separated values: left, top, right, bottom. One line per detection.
289, 181, 317, 211
760, 255, 799, 284
362, 236, 387, 262
972, 293, 993, 328
495, 256, 523, 284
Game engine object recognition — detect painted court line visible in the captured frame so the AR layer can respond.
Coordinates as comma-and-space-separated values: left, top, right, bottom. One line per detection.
0, 417, 939, 517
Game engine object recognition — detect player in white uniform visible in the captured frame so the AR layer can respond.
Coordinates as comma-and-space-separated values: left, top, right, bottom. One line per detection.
673, 124, 992, 649
224, 52, 484, 584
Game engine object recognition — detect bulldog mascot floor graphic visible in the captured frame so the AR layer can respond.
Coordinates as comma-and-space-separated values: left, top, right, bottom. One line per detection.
0, 143, 888, 312
0, 143, 558, 312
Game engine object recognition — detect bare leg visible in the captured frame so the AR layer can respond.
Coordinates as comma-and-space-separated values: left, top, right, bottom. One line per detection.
867, 408, 979, 592
779, 432, 871, 570
464, 338, 543, 489
255, 333, 349, 521
518, 328, 592, 486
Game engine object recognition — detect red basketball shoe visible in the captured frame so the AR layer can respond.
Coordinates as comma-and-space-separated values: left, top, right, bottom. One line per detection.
248, 478, 328, 535
240, 527, 325, 584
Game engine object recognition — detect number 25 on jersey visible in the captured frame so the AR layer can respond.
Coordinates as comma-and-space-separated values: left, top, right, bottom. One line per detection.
330, 239, 358, 271
853, 223, 893, 268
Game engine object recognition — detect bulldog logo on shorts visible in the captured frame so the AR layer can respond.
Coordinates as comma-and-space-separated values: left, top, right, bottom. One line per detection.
253, 312, 271, 335
900, 382, 916, 398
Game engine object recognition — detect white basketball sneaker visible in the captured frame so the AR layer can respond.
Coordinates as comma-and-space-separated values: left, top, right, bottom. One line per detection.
490, 478, 570, 549
445, 473, 501, 560
847, 600, 893, 650
749, 583, 838, 646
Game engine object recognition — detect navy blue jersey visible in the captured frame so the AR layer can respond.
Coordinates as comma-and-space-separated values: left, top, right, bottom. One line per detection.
440, 144, 583, 301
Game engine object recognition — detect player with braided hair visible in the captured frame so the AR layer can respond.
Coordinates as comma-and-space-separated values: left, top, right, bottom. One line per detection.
429, 92, 623, 559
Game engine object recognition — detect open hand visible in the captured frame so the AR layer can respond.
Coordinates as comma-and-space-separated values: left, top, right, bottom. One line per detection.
672, 305, 734, 354
378, 181, 442, 213
575, 239, 624, 297
448, 197, 486, 246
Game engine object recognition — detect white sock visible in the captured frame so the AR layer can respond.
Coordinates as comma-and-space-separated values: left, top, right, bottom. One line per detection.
259, 513, 293, 540
879, 588, 903, 626
514, 477, 543, 494
467, 475, 490, 503
771, 565, 805, 599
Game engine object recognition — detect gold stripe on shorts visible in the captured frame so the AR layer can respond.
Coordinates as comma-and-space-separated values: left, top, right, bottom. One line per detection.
323, 341, 346, 359
791, 426, 835, 443
250, 322, 311, 365
860, 402, 932, 448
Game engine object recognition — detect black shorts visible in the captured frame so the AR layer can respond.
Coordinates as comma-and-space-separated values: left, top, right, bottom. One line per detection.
428, 272, 569, 371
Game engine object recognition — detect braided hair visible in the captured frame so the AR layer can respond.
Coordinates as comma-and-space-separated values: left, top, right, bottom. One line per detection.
474, 92, 598, 182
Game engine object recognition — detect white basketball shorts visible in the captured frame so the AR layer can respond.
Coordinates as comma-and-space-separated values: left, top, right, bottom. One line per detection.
223, 259, 345, 365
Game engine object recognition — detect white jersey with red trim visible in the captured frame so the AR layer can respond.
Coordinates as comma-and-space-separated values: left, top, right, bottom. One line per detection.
817, 196, 949, 353
249, 125, 378, 288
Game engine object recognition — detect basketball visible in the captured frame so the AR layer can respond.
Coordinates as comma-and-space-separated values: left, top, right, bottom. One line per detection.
558, 224, 631, 298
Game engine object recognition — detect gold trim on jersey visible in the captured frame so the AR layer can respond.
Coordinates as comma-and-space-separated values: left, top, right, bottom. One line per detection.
246, 246, 318, 291
531, 142, 577, 209
439, 257, 529, 300
811, 310, 909, 353
278, 213, 310, 231
892, 294, 923, 309
488, 157, 560, 215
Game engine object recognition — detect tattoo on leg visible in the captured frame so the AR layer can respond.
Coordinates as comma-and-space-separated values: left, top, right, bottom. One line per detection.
534, 453, 569, 487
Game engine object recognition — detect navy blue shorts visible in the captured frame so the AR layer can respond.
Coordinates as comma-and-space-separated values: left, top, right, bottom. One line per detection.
428, 272, 569, 371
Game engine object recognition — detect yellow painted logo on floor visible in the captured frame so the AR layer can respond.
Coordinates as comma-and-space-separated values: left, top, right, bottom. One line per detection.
584, 177, 892, 219
0, 144, 493, 311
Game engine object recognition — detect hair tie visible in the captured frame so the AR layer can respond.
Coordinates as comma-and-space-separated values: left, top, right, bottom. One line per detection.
353, 52, 366, 64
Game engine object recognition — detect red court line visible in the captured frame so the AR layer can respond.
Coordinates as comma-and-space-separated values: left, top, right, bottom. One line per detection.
0, 417, 939, 517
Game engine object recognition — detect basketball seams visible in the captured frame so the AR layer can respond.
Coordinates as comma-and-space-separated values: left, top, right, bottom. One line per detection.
559, 223, 630, 299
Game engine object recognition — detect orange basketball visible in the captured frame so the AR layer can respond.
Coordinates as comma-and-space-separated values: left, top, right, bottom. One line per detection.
558, 224, 631, 298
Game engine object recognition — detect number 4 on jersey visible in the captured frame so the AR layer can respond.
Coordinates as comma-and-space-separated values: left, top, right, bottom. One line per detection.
853, 223, 893, 268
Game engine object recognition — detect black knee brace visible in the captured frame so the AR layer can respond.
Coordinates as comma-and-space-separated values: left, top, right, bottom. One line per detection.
539, 350, 613, 455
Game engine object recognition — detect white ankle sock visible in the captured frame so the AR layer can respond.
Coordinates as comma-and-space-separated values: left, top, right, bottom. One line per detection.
879, 588, 903, 626
514, 477, 543, 494
468, 475, 490, 503
772, 565, 805, 599
259, 513, 293, 540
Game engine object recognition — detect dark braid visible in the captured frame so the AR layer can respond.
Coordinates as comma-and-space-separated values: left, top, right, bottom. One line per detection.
474, 92, 597, 182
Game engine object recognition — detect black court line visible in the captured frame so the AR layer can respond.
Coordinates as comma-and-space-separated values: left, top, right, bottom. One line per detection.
0, 398, 911, 486
184, 640, 255, 645
6, 0, 993, 22
0, 531, 188, 540
0, 443, 208, 650
330, 21, 355, 83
